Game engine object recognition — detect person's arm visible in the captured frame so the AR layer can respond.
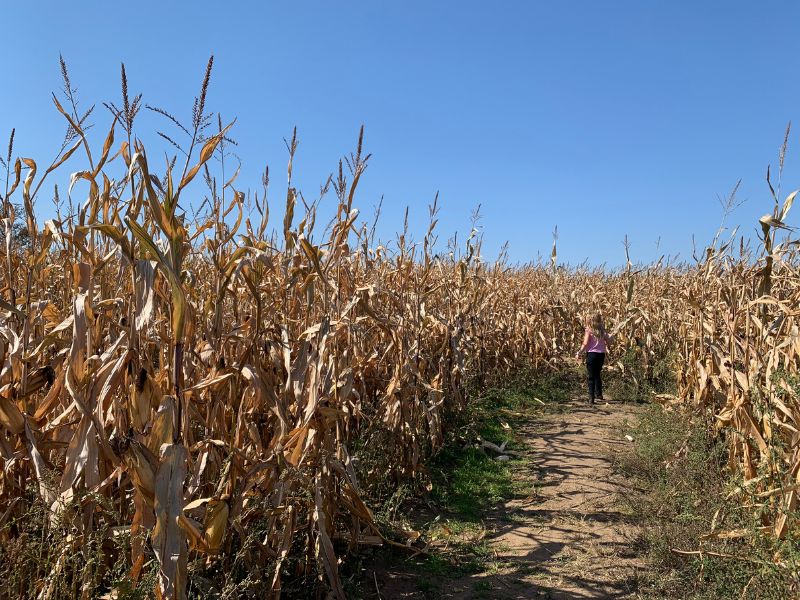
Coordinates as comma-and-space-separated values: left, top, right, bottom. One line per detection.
575, 329, 590, 359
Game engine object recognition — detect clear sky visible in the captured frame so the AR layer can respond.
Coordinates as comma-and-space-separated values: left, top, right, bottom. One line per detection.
2, 1, 800, 266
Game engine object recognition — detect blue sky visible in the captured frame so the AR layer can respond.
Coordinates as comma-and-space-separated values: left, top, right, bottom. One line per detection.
2, 1, 800, 266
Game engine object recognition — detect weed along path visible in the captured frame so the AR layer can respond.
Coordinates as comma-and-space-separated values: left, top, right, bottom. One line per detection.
365, 394, 646, 599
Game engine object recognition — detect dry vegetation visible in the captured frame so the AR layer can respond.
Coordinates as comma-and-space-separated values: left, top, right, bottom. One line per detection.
0, 59, 798, 598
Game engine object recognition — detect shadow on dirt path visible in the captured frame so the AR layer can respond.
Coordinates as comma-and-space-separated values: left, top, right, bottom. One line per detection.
370, 399, 646, 599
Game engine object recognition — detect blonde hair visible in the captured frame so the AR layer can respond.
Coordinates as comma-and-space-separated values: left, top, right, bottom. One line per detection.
587, 313, 606, 339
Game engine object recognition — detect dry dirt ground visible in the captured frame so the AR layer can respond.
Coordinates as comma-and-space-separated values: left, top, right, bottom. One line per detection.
369, 400, 646, 599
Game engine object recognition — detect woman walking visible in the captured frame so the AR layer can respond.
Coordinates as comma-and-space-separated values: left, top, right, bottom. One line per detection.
575, 313, 613, 405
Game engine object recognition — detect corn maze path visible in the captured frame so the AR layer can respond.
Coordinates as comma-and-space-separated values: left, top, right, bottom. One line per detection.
373, 400, 646, 599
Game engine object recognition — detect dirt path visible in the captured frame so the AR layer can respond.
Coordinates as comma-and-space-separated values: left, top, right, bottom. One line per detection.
371, 399, 646, 599
461, 400, 646, 599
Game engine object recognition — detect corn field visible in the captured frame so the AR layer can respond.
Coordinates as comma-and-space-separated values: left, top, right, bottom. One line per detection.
0, 63, 798, 598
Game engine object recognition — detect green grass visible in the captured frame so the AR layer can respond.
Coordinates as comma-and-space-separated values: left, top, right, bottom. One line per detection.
428, 368, 578, 521
429, 446, 516, 521
615, 404, 800, 599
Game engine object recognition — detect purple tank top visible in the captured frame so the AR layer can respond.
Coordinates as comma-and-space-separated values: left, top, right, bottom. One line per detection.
585, 328, 607, 353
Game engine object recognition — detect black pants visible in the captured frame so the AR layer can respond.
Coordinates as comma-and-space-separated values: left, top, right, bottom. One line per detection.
586, 352, 605, 400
